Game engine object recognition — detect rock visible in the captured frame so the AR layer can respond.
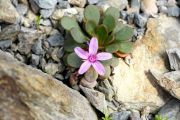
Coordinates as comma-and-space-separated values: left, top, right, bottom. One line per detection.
87, 0, 99, 4
52, 9, 64, 20
141, 106, 151, 120
30, 0, 57, 9
0, 0, 20, 23
0, 24, 20, 41
68, 0, 86, 8
44, 63, 59, 75
47, 32, 64, 47
167, 48, 180, 70
167, 6, 180, 17
150, 70, 180, 100
57, 0, 71, 9
120, 11, 127, 20
15, 53, 26, 62
40, 19, 52, 26
80, 85, 107, 113
0, 50, 98, 120
127, 13, 135, 24
11, 0, 18, 7
98, 0, 128, 10
51, 48, 60, 62
16, 4, 28, 16
110, 111, 131, 120
134, 13, 148, 28
18, 0, 28, 5
54, 73, 64, 81
156, 0, 167, 6
32, 39, 44, 55
40, 8, 54, 18
130, 110, 141, 120
97, 80, 115, 101
18, 32, 42, 55
31, 54, 40, 66
0, 40, 12, 49
57, 47, 64, 59
158, 99, 180, 120
129, 0, 141, 13
112, 15, 180, 112
141, 0, 158, 16
159, 6, 168, 13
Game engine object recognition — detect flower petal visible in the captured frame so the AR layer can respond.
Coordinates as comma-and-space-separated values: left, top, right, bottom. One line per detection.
78, 61, 91, 74
97, 52, 112, 61
92, 61, 105, 76
74, 47, 89, 59
89, 37, 98, 54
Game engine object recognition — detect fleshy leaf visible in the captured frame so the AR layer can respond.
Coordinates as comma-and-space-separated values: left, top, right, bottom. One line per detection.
113, 22, 126, 34
105, 42, 119, 53
115, 26, 134, 41
95, 25, 108, 46
61, 16, 79, 31
84, 5, 100, 25
64, 37, 79, 52
105, 7, 119, 20
85, 20, 96, 36
70, 27, 88, 43
103, 15, 116, 32
67, 52, 82, 68
102, 56, 119, 67
118, 41, 133, 53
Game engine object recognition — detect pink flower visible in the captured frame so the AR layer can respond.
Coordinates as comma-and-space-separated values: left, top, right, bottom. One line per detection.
74, 37, 112, 75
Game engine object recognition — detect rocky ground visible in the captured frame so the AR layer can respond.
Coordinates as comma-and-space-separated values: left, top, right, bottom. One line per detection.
0, 0, 179, 120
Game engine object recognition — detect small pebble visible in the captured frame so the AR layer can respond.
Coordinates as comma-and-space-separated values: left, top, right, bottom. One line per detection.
134, 13, 148, 28
31, 54, 40, 66
32, 39, 44, 55
47, 33, 64, 47
16, 4, 28, 16
44, 63, 59, 75
167, 6, 180, 17
40, 9, 54, 18
0, 40, 12, 49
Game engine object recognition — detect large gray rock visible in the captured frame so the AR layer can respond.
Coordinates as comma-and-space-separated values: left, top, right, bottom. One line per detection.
0, 50, 98, 120
113, 15, 180, 112
158, 99, 180, 120
0, 0, 20, 23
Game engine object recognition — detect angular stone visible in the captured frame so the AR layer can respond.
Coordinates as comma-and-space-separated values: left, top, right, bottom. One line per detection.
113, 15, 180, 112
68, 0, 86, 8
141, 0, 158, 16
158, 99, 180, 120
16, 4, 28, 16
31, 0, 57, 9
0, 0, 20, 23
44, 63, 59, 75
0, 50, 97, 120
167, 6, 180, 17
0, 40, 12, 49
40, 8, 54, 18
32, 39, 44, 55
167, 48, 180, 70
110, 111, 131, 120
31, 54, 40, 66
87, 0, 99, 4
80, 85, 107, 113
150, 70, 180, 100
0, 24, 20, 41
47, 32, 64, 47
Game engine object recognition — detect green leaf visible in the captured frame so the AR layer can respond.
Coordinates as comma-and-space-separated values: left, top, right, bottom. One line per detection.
118, 41, 133, 53
105, 42, 119, 53
85, 20, 96, 36
112, 22, 126, 34
70, 27, 88, 43
64, 37, 79, 52
84, 5, 100, 25
103, 15, 116, 32
105, 7, 119, 20
95, 25, 108, 46
115, 26, 134, 41
102, 56, 119, 67
67, 52, 82, 68
104, 34, 115, 45
61, 16, 79, 31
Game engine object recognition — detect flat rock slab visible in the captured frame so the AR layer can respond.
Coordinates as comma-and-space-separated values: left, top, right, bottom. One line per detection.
0, 50, 97, 120
113, 15, 180, 112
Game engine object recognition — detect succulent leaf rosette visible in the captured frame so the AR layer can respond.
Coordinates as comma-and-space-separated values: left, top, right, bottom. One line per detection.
61, 5, 134, 78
